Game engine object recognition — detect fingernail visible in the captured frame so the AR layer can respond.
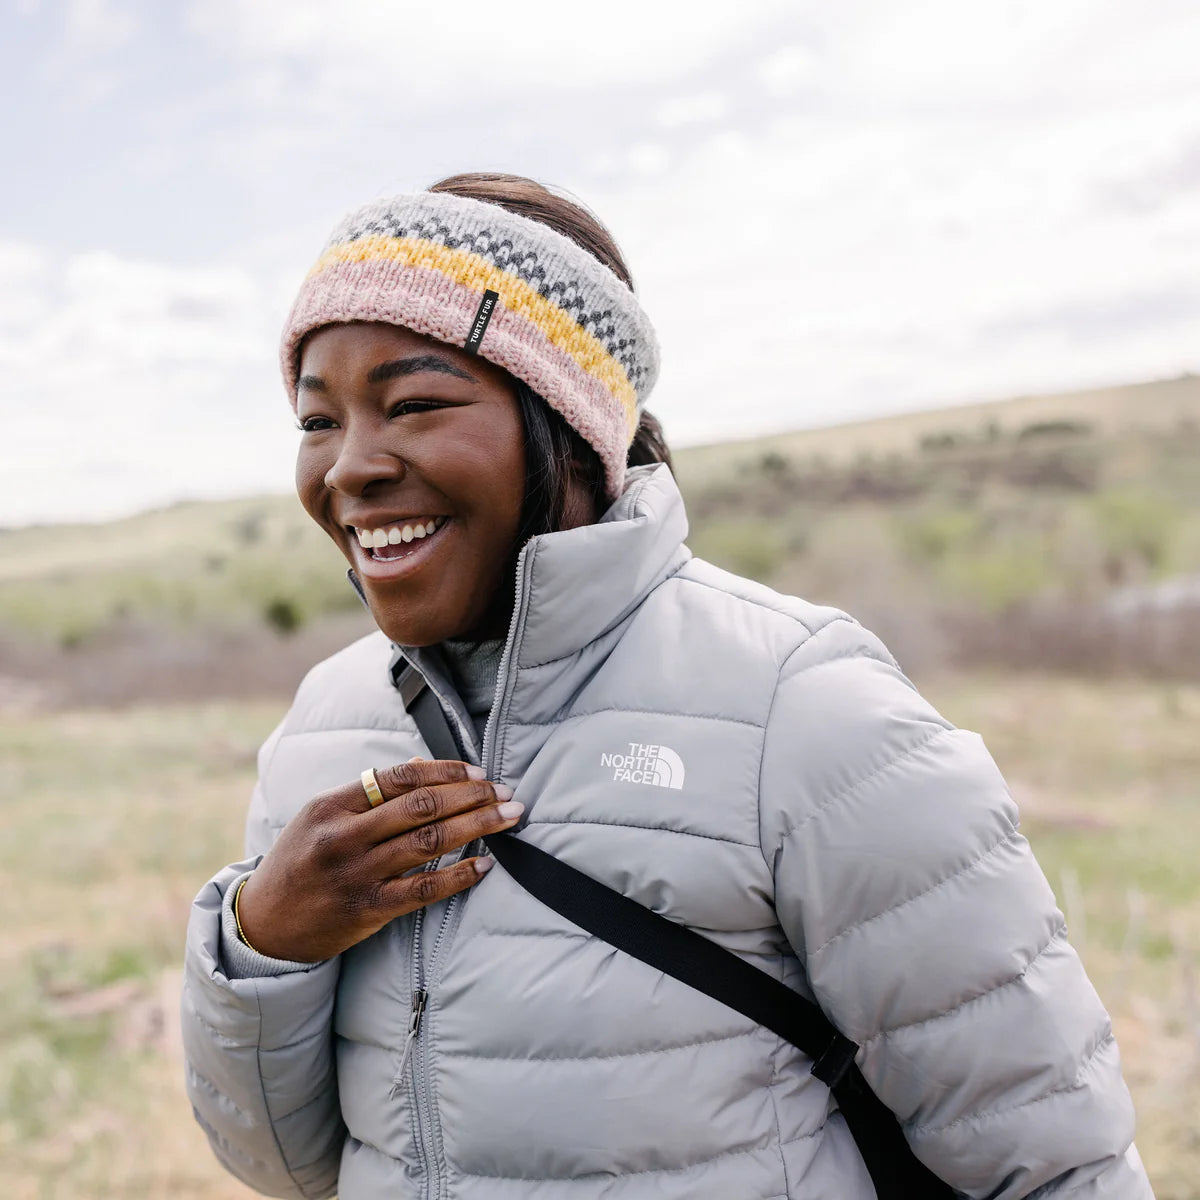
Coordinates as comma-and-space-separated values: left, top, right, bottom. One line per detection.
496, 800, 524, 821
474, 857, 494, 875
492, 783, 514, 801
408, 755, 425, 762
465, 764, 486, 780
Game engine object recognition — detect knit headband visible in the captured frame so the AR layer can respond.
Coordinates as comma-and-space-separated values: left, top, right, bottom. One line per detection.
280, 190, 661, 500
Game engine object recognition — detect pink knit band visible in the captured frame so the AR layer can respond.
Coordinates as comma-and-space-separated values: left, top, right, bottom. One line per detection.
280, 191, 660, 499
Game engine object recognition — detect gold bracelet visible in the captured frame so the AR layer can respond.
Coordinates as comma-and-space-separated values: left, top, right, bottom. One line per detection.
233, 876, 263, 954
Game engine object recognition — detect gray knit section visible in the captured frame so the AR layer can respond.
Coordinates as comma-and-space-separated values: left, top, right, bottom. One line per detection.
324, 191, 659, 396
439, 637, 503, 744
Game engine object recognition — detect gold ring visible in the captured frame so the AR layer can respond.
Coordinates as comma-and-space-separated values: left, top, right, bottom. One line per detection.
361, 768, 385, 807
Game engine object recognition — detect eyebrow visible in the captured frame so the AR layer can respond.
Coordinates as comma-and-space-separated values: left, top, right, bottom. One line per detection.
298, 354, 478, 392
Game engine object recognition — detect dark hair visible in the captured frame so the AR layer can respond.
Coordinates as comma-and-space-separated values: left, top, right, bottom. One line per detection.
427, 172, 672, 539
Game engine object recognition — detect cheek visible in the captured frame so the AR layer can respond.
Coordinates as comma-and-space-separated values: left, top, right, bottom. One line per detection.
445, 410, 526, 531
294, 443, 330, 519
493, 416, 527, 521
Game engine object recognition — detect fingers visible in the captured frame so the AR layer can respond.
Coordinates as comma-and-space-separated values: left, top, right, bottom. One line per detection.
378, 757, 487, 799
366, 777, 515, 843
343, 757, 486, 814
375, 855, 494, 916
375, 799, 523, 873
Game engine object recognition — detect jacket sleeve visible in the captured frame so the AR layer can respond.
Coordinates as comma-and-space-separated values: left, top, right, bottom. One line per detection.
181, 722, 345, 1200
758, 617, 1154, 1199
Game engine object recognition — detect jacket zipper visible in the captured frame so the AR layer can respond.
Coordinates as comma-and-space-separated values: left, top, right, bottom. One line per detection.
399, 544, 538, 1199
481, 544, 537, 781
388, 899, 430, 1101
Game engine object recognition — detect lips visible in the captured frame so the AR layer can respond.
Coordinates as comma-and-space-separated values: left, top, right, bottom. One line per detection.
348, 515, 453, 580
352, 515, 449, 554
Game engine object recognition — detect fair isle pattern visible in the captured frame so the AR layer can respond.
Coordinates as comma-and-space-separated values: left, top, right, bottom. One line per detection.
280, 191, 661, 500
306, 237, 639, 426
331, 206, 649, 392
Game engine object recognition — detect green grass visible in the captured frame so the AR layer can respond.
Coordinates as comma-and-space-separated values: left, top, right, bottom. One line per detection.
1, 679, 1197, 1197
0, 702, 278, 1198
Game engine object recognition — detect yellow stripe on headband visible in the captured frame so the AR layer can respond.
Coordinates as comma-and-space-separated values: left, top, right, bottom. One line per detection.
308, 235, 639, 426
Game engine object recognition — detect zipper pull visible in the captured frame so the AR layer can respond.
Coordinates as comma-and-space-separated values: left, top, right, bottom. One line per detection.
410, 987, 429, 1036
388, 988, 429, 1099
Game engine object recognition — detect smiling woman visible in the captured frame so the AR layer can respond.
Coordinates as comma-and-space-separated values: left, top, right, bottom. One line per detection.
179, 172, 1154, 1200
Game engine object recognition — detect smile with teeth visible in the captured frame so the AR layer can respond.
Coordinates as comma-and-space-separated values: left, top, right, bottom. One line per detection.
354, 516, 449, 559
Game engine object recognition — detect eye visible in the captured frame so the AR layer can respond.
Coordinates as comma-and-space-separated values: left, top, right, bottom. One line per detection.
297, 415, 337, 432
388, 400, 443, 418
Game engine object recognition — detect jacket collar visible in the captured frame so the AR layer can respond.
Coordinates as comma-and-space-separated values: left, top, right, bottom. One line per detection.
507, 461, 690, 668
390, 463, 690, 738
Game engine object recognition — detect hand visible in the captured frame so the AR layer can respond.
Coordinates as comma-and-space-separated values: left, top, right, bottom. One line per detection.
236, 758, 521, 962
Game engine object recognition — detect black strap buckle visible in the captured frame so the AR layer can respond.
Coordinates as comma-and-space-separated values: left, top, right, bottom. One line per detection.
388, 650, 426, 707
396, 667, 426, 712
810, 1031, 859, 1089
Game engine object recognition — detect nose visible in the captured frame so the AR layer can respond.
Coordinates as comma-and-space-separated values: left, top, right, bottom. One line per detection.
323, 426, 406, 496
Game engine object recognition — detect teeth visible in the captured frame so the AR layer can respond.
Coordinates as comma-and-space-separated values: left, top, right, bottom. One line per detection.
354, 517, 445, 550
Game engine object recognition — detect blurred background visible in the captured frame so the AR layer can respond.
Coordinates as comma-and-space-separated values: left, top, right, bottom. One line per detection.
2, 1, 1199, 1196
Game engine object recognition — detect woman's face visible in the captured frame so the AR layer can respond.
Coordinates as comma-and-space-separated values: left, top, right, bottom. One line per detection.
295, 322, 528, 646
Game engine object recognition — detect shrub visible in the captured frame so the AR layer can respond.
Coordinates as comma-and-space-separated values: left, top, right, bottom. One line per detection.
1091, 491, 1181, 576
1016, 419, 1093, 441
897, 510, 982, 564
918, 431, 962, 452
262, 597, 303, 636
232, 510, 266, 546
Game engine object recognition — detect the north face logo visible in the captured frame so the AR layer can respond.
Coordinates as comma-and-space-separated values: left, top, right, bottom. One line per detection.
600, 742, 686, 789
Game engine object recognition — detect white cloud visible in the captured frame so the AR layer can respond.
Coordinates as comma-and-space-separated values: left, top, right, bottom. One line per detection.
1, 245, 296, 525
583, 12, 1200, 445
187, 0, 794, 93
627, 141, 670, 176
757, 44, 818, 98
0, 242, 52, 328
6, 0, 1200, 521
657, 92, 729, 129
62, 0, 136, 55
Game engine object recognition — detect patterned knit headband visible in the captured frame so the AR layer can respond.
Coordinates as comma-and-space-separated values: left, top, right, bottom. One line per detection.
280, 190, 661, 500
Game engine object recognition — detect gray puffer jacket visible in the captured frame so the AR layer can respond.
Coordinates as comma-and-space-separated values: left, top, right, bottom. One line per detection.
182, 464, 1152, 1199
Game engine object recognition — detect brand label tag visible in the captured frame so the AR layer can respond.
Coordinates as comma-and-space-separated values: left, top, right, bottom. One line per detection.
464, 289, 500, 354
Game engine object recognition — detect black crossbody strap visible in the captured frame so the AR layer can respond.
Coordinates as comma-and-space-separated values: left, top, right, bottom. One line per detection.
395, 659, 462, 760
483, 832, 856, 1078
395, 664, 953, 1200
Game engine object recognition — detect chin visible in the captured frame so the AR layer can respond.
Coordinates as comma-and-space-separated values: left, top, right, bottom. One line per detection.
367, 598, 477, 648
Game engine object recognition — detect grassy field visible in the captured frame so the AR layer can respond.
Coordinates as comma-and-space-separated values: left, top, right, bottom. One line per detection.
1, 675, 1197, 1198
2, 373, 1197, 1193
3, 374, 1199, 707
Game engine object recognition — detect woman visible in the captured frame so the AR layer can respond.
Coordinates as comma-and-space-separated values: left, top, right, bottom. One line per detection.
182, 172, 1153, 1199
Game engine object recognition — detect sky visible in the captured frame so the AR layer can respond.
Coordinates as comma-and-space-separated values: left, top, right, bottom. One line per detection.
4, 0, 1199, 525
